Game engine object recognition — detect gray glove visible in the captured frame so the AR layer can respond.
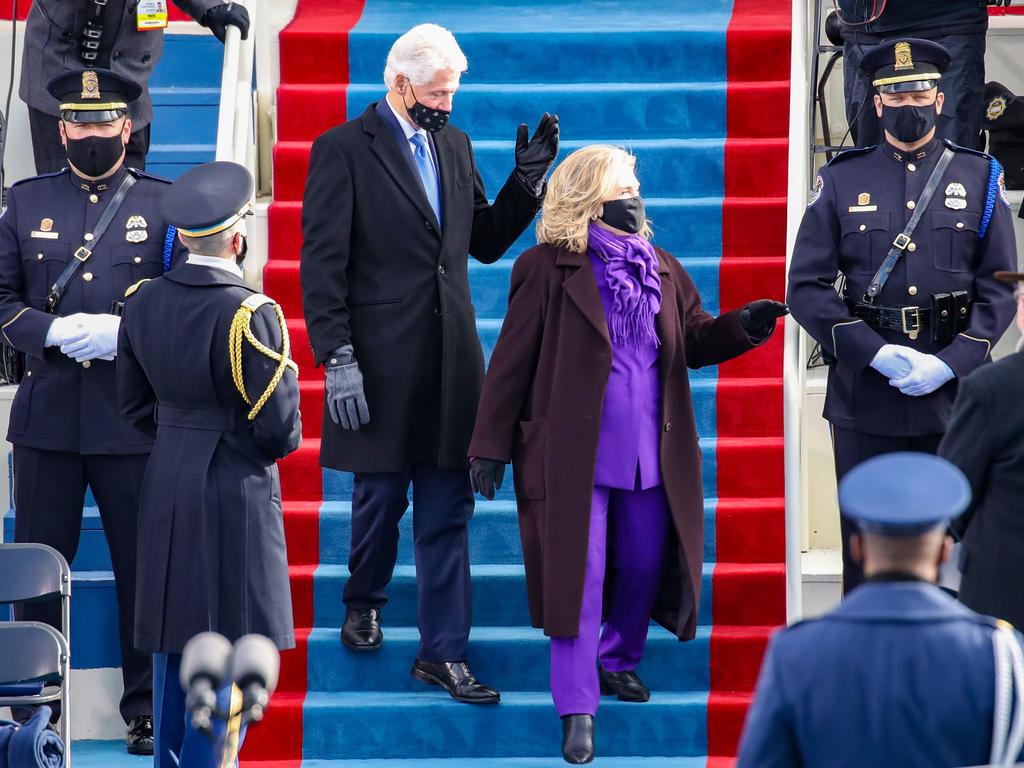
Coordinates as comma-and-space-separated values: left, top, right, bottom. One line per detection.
325, 345, 370, 430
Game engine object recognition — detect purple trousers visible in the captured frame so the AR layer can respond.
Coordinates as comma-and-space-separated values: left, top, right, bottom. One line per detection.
550, 484, 671, 716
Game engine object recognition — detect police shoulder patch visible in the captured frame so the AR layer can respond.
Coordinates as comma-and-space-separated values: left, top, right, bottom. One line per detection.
124, 278, 152, 298
825, 145, 874, 168
998, 171, 1011, 208
807, 174, 825, 208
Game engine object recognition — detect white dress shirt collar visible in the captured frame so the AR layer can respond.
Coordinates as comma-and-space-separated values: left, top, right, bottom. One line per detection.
186, 253, 244, 278
386, 95, 428, 144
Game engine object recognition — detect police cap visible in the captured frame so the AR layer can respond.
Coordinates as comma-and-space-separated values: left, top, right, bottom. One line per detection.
47, 68, 142, 124
860, 38, 952, 95
838, 452, 970, 536
163, 161, 254, 238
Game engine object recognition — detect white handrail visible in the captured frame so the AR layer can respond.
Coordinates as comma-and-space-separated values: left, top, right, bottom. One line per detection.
783, 0, 813, 624
214, 0, 260, 170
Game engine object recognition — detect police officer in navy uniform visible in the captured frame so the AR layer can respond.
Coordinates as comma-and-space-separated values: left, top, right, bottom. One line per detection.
787, 39, 1018, 594
0, 68, 184, 753
736, 452, 1024, 768
117, 161, 300, 768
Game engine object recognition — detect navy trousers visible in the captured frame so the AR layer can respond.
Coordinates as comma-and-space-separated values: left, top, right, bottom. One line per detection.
843, 32, 987, 149
831, 427, 943, 594
153, 653, 248, 768
342, 464, 474, 661
12, 445, 152, 724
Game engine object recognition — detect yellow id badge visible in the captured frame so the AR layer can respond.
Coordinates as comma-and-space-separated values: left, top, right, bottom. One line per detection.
137, 0, 169, 30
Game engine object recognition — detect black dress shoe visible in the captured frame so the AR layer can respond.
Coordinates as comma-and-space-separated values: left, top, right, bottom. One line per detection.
126, 715, 154, 755
341, 608, 383, 651
561, 714, 595, 764
411, 659, 500, 704
599, 667, 650, 702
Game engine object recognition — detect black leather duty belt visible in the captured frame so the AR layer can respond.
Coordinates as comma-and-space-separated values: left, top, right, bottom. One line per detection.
850, 303, 933, 336
847, 294, 973, 342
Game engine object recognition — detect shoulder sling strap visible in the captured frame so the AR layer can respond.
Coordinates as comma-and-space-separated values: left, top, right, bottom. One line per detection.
45, 172, 137, 314
864, 147, 955, 301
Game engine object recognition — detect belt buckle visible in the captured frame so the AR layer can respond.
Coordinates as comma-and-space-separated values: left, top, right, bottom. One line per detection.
900, 306, 921, 340
893, 233, 912, 250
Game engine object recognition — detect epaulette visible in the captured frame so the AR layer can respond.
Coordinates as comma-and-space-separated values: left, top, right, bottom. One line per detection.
826, 145, 875, 168
126, 167, 173, 184
124, 278, 152, 298
228, 294, 298, 420
9, 169, 68, 189
941, 138, 994, 162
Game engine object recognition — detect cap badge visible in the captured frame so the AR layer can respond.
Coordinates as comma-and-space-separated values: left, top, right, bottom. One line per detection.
126, 215, 148, 230
987, 96, 1007, 122
126, 230, 149, 244
81, 71, 101, 100
40, 218, 54, 232
857, 193, 871, 206
894, 41, 913, 72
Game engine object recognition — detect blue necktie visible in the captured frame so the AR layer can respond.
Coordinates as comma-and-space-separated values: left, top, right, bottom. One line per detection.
410, 133, 441, 225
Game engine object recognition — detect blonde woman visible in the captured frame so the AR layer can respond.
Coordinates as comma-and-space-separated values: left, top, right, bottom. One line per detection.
467, 145, 786, 764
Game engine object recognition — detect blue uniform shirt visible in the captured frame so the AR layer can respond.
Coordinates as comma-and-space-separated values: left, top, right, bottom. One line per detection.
0, 165, 184, 454
787, 139, 1017, 437
737, 581, 1020, 768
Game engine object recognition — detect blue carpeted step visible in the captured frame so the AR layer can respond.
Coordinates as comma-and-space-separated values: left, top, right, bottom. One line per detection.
68, 571, 126, 669
297, 760, 706, 768
312, 563, 716, 627
318, 498, 720, 566
301, 690, 708, 759
348, 1, 731, 86
307, 625, 710, 693
150, 88, 220, 146
470, 252, 724, 319
147, 144, 218, 179
346, 82, 728, 140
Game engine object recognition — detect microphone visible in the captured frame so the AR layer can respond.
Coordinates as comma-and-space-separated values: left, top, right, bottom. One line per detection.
180, 632, 233, 735
230, 634, 280, 725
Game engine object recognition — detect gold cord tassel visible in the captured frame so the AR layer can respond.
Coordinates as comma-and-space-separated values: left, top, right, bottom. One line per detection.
228, 301, 298, 420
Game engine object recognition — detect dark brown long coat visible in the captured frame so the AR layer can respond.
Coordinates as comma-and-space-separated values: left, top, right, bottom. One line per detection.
468, 243, 763, 640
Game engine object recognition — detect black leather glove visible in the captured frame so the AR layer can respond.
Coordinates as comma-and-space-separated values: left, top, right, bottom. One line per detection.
325, 345, 370, 430
470, 458, 506, 500
201, 2, 250, 42
740, 299, 789, 335
514, 113, 559, 196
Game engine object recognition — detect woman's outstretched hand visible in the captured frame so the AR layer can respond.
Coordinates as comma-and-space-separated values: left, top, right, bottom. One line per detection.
740, 299, 789, 336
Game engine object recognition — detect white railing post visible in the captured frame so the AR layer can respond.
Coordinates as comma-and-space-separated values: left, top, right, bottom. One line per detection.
215, 22, 242, 162
783, 0, 814, 624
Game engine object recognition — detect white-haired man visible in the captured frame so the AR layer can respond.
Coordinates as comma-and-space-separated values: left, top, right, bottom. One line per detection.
300, 23, 558, 702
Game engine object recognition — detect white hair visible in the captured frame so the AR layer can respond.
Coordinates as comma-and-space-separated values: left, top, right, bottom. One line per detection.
383, 23, 468, 89
180, 219, 246, 257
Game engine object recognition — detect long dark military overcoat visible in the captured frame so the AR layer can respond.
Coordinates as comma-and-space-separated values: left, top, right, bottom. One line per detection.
118, 263, 301, 653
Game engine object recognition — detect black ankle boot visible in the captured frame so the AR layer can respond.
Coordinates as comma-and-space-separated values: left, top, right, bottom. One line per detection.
561, 714, 595, 764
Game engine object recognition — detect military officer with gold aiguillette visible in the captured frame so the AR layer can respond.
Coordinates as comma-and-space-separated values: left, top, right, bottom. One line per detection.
0, 68, 186, 753
787, 38, 1018, 595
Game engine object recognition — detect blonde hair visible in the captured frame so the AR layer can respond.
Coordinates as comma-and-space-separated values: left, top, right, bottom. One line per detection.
536, 144, 653, 253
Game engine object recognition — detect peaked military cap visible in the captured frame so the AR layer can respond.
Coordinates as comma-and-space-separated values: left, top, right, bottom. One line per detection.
838, 452, 971, 536
47, 68, 142, 123
162, 161, 254, 238
860, 38, 952, 94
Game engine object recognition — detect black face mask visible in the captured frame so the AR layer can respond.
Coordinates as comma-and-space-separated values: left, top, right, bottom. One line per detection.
881, 103, 937, 143
235, 236, 248, 266
406, 86, 450, 133
599, 196, 646, 235
65, 133, 125, 178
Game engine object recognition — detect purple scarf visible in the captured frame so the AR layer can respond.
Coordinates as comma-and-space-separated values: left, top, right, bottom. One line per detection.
587, 221, 662, 349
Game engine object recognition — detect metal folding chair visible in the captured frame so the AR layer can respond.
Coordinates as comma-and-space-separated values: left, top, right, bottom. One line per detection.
0, 543, 72, 759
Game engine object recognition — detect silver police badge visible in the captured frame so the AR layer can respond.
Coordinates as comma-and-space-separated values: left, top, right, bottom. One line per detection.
945, 197, 967, 210
126, 230, 149, 244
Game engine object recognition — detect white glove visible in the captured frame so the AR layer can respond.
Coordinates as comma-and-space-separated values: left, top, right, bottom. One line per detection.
889, 348, 955, 396
45, 316, 88, 348
870, 344, 915, 380
59, 313, 121, 362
